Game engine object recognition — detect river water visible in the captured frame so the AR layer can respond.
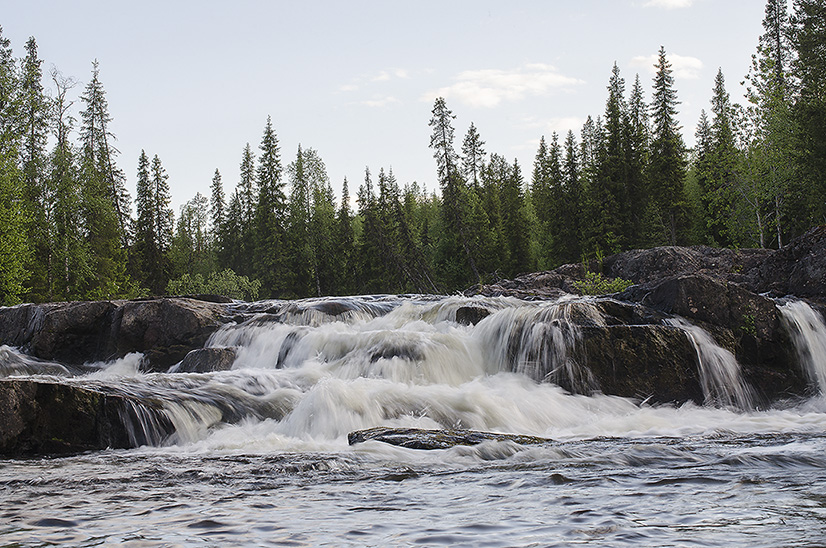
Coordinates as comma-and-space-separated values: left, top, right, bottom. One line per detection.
2, 295, 826, 547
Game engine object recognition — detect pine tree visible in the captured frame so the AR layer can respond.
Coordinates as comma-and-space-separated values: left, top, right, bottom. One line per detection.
791, 0, 826, 229
253, 116, 286, 296
79, 60, 131, 247
0, 26, 20, 149
428, 97, 480, 286
333, 177, 356, 295
626, 74, 650, 246
560, 130, 583, 263
649, 47, 687, 245
78, 61, 133, 298
132, 150, 154, 286
461, 122, 486, 189
19, 37, 53, 300
707, 69, 740, 247
49, 69, 88, 300
209, 168, 224, 250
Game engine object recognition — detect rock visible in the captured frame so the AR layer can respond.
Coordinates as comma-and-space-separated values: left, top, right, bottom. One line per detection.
617, 275, 807, 403
0, 298, 231, 373
27, 301, 120, 366
0, 378, 172, 456
576, 324, 703, 404
455, 305, 491, 325
603, 245, 770, 286
749, 225, 826, 299
348, 426, 551, 450
173, 347, 238, 373
115, 298, 229, 372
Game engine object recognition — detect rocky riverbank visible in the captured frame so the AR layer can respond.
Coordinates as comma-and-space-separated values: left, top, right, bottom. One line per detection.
1, 226, 824, 456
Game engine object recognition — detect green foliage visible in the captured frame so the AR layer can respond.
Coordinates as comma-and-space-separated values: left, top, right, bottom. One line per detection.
166, 269, 261, 301
573, 270, 634, 296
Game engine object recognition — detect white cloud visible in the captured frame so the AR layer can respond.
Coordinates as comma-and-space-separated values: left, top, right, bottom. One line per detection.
521, 116, 584, 137
643, 0, 694, 8
360, 96, 401, 108
371, 68, 410, 82
630, 52, 704, 80
424, 63, 584, 108
338, 84, 359, 92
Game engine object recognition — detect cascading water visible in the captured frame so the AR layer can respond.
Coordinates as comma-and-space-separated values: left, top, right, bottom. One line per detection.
666, 318, 754, 409
4, 294, 826, 546
780, 300, 826, 394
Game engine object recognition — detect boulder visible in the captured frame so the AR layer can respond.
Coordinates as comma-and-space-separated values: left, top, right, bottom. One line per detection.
0, 298, 231, 372
749, 225, 826, 299
0, 378, 171, 456
348, 426, 551, 450
173, 347, 238, 373
576, 324, 704, 404
114, 298, 229, 372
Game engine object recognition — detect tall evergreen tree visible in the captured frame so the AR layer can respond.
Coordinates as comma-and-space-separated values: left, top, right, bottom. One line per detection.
253, 116, 286, 296
333, 177, 356, 295
461, 122, 486, 189
49, 69, 87, 300
428, 97, 480, 286
19, 37, 52, 300
209, 168, 224, 248
0, 26, 20, 149
78, 60, 133, 298
648, 46, 687, 245
79, 60, 131, 246
791, 0, 826, 228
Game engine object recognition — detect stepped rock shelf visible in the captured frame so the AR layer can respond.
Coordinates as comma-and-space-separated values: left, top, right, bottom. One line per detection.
1, 226, 824, 457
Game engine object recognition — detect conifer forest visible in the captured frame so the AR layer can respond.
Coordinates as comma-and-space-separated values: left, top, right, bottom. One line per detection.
0, 0, 824, 305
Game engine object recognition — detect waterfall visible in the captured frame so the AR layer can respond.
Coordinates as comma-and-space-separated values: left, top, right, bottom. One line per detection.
474, 296, 602, 394
780, 300, 826, 394
666, 318, 754, 409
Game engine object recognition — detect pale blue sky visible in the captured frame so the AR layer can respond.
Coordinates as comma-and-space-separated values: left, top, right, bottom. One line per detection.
4, 0, 765, 211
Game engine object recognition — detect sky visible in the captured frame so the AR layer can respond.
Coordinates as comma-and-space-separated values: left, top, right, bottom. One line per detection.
3, 0, 767, 212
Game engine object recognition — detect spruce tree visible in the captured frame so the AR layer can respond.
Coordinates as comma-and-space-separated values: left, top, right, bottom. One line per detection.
209, 168, 224, 252
49, 69, 88, 300
78, 61, 133, 298
428, 97, 480, 286
253, 116, 286, 296
461, 122, 486, 189
333, 177, 356, 295
20, 37, 52, 300
648, 47, 687, 245
791, 0, 826, 230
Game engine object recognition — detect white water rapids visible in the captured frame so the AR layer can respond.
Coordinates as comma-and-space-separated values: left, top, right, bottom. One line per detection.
2, 294, 826, 546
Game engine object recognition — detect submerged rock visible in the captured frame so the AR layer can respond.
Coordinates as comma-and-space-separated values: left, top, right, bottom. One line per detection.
348, 426, 551, 450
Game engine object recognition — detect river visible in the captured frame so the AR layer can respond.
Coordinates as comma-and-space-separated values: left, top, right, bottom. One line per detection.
2, 295, 826, 546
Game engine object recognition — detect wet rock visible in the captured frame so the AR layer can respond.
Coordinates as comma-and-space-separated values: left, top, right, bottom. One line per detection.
0, 378, 170, 456
617, 275, 807, 403
455, 306, 491, 325
173, 347, 238, 373
576, 324, 703, 404
348, 426, 551, 450
115, 299, 229, 372
0, 298, 231, 373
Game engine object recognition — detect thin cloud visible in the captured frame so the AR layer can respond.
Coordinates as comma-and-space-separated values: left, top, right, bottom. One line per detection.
643, 0, 694, 8
424, 64, 584, 108
630, 52, 704, 80
360, 96, 402, 108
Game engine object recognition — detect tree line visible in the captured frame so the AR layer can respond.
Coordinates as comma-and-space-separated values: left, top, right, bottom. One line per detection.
0, 0, 823, 304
